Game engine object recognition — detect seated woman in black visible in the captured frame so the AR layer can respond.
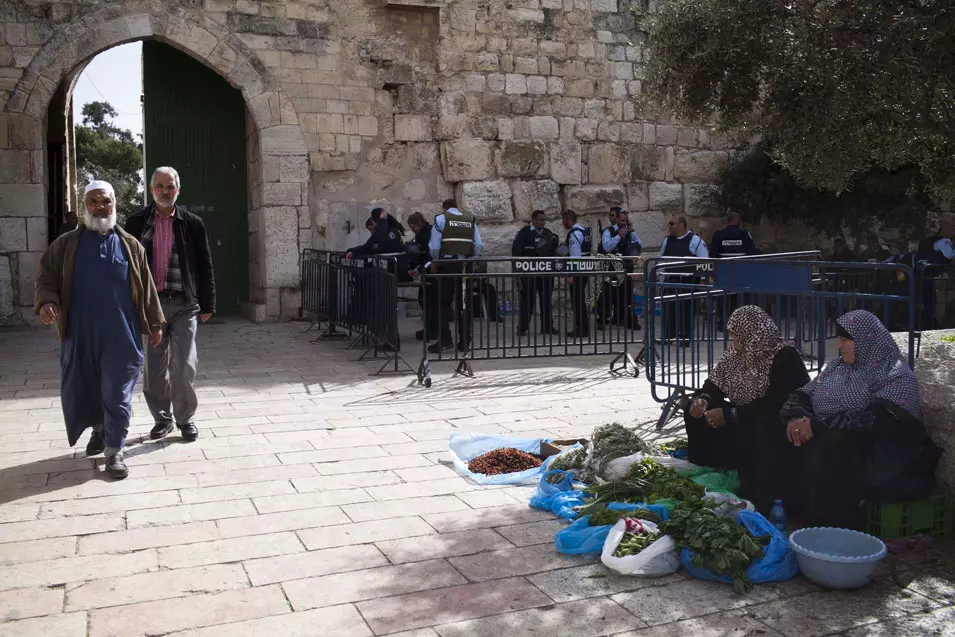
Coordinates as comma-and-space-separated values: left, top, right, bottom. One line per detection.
774, 310, 940, 529
684, 305, 810, 499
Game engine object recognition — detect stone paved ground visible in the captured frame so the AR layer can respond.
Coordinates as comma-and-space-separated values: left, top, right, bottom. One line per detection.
0, 319, 953, 636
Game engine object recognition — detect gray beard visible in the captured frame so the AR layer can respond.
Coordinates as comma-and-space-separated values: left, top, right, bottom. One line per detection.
85, 212, 117, 234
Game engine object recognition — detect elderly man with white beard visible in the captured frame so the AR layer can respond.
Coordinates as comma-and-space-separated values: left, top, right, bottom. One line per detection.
34, 181, 165, 479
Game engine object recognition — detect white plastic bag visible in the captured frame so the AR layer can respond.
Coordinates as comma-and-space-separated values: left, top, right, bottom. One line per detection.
448, 432, 581, 485
600, 518, 681, 577
601, 451, 645, 481
703, 491, 756, 519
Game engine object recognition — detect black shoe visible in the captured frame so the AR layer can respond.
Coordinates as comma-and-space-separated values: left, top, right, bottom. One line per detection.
415, 330, 424, 341
86, 430, 105, 457
150, 422, 175, 440
178, 423, 199, 442
427, 340, 453, 353
105, 454, 128, 480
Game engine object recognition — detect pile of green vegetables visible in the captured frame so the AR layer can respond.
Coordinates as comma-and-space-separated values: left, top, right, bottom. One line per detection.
587, 504, 661, 526
551, 423, 655, 483
579, 458, 703, 515
661, 500, 769, 594
612, 518, 658, 557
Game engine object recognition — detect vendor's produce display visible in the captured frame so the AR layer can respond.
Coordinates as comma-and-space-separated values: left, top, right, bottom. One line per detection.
548, 447, 587, 474
467, 447, 542, 476
588, 505, 661, 526
628, 459, 706, 502
612, 518, 658, 557
661, 499, 769, 594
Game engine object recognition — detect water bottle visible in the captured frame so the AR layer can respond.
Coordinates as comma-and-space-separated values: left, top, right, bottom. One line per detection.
770, 500, 787, 532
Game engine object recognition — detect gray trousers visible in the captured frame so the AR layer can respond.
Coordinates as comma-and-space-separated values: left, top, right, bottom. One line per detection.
144, 295, 199, 426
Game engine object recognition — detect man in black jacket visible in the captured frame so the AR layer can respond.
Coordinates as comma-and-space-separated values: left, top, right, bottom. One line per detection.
124, 167, 215, 442
512, 210, 559, 336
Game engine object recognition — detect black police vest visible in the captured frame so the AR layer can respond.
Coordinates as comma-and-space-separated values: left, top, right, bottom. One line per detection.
566, 226, 592, 256
715, 227, 747, 257
663, 232, 696, 257
521, 229, 556, 257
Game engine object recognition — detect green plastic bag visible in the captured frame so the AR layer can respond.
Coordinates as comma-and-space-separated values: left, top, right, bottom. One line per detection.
689, 470, 740, 494
650, 497, 679, 512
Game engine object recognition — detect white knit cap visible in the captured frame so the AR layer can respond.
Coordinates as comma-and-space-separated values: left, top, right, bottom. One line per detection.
84, 180, 115, 196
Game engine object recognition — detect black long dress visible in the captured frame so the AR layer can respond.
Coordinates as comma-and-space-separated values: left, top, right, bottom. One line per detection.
683, 345, 810, 506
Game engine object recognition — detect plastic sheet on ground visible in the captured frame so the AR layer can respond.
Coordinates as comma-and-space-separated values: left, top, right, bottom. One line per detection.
448, 433, 581, 485
680, 510, 798, 585
554, 503, 670, 556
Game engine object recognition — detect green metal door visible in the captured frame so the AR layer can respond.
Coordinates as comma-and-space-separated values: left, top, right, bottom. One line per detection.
142, 41, 248, 315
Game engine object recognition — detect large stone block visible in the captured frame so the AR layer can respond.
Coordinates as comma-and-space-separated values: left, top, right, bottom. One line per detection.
631, 146, 667, 182
394, 114, 433, 142
0, 150, 31, 183
26, 217, 46, 251
260, 125, 308, 156
673, 150, 728, 183
261, 207, 300, 288
455, 180, 513, 221
511, 179, 560, 220
0, 184, 44, 217
630, 210, 669, 250
564, 185, 626, 215
14, 251, 42, 307
0, 255, 13, 320
648, 182, 684, 213
441, 139, 494, 182
496, 141, 547, 178
528, 116, 559, 140
549, 140, 582, 185
627, 181, 649, 212
0, 218, 26, 251
587, 143, 631, 184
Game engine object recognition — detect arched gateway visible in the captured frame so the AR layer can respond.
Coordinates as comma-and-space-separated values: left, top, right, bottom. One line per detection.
0, 3, 310, 323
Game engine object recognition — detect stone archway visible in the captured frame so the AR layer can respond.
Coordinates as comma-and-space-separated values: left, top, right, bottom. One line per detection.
0, 2, 310, 323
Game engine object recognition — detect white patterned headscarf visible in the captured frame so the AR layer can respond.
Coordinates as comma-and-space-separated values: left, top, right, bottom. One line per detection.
709, 305, 790, 406
803, 310, 920, 417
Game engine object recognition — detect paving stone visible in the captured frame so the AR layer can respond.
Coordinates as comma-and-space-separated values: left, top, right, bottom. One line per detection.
158, 532, 304, 569
179, 480, 297, 504
0, 537, 77, 566
196, 463, 318, 487
365, 477, 480, 501
283, 558, 466, 611
243, 544, 388, 586
610, 610, 786, 637
313, 454, 433, 475
78, 521, 220, 555
88, 585, 291, 637
376, 528, 514, 564
252, 488, 373, 514
38, 491, 182, 518
840, 605, 955, 636
449, 543, 593, 582
494, 519, 568, 546
0, 503, 39, 524
164, 605, 372, 637
297, 516, 436, 550
65, 564, 248, 611
356, 577, 554, 635
216, 505, 350, 538
343, 495, 470, 523
0, 513, 125, 542
126, 499, 258, 528
0, 612, 88, 637
455, 490, 524, 508
528, 563, 684, 603
424, 505, 555, 533
434, 597, 644, 637
0, 549, 158, 591
394, 465, 461, 482
748, 584, 941, 637
292, 471, 404, 491
0, 586, 64, 622
277, 445, 390, 465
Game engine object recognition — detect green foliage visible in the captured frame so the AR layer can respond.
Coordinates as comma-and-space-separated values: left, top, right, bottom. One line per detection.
644, 0, 955, 204
75, 101, 143, 222
718, 142, 934, 236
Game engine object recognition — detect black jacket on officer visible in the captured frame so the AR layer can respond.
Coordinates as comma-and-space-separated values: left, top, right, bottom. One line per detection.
710, 224, 759, 258
512, 225, 559, 258
349, 219, 404, 256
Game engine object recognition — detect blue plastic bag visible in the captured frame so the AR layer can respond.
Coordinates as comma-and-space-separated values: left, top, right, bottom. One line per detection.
680, 511, 798, 585
531, 490, 586, 519
554, 503, 670, 556
449, 433, 576, 485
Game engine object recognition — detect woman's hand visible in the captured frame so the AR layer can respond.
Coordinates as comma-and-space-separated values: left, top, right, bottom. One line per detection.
689, 398, 708, 419
787, 417, 814, 447
705, 408, 725, 428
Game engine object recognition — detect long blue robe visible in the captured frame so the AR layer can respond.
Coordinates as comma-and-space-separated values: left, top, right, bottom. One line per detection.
60, 229, 144, 448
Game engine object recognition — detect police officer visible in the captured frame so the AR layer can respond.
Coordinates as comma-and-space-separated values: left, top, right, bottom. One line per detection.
512, 210, 560, 336
600, 209, 642, 330
709, 212, 758, 259
915, 218, 955, 329
660, 215, 708, 344
345, 208, 405, 257
426, 199, 483, 352
562, 209, 592, 337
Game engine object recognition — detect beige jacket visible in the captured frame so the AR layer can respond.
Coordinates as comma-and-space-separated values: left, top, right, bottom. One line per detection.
34, 226, 165, 340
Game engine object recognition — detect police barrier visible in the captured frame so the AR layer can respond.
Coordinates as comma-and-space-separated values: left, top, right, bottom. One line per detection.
299, 250, 414, 375
416, 256, 641, 387
643, 255, 917, 430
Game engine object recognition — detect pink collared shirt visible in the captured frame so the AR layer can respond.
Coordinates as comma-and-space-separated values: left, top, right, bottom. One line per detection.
152, 207, 175, 291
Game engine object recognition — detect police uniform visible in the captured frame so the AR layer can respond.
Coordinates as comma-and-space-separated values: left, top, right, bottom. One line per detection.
565, 223, 593, 336
599, 224, 643, 329
915, 235, 954, 329
512, 225, 560, 334
659, 230, 708, 342
426, 208, 483, 350
709, 225, 758, 259
348, 221, 404, 256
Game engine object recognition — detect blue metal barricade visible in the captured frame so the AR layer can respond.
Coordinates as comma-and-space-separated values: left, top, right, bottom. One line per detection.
643, 256, 916, 430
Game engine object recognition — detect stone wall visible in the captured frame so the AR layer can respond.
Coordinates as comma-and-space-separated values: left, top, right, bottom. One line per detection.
907, 330, 955, 493
0, 0, 743, 322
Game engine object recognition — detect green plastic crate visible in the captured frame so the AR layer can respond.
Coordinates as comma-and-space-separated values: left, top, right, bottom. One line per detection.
866, 490, 955, 539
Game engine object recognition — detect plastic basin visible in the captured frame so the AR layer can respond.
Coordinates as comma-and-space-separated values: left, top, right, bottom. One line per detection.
789, 527, 886, 590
